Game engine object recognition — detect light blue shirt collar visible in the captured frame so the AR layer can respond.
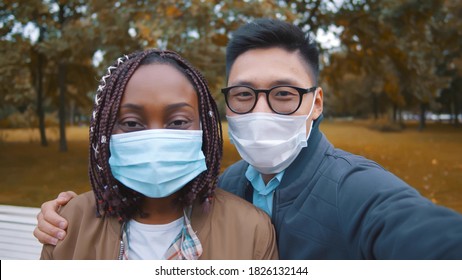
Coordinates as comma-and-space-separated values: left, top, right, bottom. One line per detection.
245, 165, 285, 217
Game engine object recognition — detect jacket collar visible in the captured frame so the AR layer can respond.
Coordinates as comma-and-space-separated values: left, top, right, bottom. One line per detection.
277, 114, 332, 200
190, 192, 209, 239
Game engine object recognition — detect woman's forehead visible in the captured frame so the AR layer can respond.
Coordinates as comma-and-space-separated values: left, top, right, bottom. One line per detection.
121, 64, 198, 109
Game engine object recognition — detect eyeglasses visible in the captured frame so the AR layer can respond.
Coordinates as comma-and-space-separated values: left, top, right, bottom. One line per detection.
221, 85, 317, 115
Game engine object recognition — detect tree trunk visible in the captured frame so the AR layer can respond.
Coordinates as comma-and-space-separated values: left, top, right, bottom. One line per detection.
58, 62, 68, 152
453, 89, 460, 127
35, 27, 48, 147
69, 99, 75, 126
398, 108, 405, 128
58, 3, 68, 152
392, 103, 398, 123
419, 102, 427, 131
372, 93, 379, 120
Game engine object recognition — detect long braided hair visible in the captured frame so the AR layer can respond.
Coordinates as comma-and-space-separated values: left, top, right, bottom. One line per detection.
88, 49, 223, 222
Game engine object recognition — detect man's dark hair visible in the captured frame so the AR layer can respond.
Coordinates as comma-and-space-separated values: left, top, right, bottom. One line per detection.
226, 18, 319, 83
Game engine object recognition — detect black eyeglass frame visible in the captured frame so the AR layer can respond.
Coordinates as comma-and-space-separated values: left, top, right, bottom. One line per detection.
221, 85, 317, 115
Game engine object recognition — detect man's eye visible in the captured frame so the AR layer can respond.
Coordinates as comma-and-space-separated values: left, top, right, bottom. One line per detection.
274, 91, 295, 97
238, 92, 253, 97
231, 91, 254, 100
272, 90, 299, 101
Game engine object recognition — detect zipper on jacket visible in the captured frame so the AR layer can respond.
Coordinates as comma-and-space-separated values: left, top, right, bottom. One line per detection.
271, 189, 278, 226
118, 221, 127, 260
118, 240, 124, 260
244, 182, 253, 203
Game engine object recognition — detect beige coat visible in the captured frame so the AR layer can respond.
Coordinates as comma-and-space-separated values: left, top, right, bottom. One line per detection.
41, 188, 278, 260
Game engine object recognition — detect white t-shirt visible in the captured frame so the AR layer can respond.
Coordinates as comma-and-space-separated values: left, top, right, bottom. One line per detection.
127, 217, 183, 260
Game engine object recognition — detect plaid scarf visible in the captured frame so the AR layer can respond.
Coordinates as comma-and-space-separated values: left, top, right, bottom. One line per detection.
119, 207, 202, 260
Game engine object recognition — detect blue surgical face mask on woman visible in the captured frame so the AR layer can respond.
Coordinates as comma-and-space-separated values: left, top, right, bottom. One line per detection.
109, 129, 207, 198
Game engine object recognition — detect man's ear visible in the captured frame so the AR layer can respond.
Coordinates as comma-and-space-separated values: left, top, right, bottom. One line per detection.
312, 87, 323, 120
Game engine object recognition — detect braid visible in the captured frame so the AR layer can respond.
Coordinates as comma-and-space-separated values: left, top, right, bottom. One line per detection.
89, 51, 151, 221
88, 49, 223, 222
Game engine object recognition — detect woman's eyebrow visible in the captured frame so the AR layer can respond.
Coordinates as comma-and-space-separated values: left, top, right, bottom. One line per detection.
165, 102, 194, 112
120, 103, 143, 111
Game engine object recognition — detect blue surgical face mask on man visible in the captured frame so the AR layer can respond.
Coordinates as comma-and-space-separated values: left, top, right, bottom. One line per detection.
109, 129, 207, 198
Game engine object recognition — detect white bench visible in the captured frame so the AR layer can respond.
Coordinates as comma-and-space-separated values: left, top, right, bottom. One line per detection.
0, 204, 42, 260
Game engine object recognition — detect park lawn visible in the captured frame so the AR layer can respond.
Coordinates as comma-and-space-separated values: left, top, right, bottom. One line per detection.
1, 120, 461, 213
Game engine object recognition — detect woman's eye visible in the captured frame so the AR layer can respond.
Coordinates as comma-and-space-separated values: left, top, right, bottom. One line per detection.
172, 120, 186, 126
125, 121, 139, 127
167, 118, 191, 129
117, 120, 144, 131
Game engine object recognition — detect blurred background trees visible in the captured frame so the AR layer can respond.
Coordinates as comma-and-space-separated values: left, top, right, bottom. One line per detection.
324, 0, 461, 130
1, 0, 461, 151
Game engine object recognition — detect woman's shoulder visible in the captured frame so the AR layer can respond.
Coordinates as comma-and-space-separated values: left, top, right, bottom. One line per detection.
58, 191, 120, 246
194, 188, 278, 259
55, 191, 100, 233
213, 188, 272, 226
59, 191, 96, 218
42, 191, 121, 259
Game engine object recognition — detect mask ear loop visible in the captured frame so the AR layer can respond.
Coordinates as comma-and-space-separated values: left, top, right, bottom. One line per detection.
305, 89, 318, 140
306, 88, 318, 120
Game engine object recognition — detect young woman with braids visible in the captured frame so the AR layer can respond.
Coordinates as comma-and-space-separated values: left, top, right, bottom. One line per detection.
40, 49, 277, 260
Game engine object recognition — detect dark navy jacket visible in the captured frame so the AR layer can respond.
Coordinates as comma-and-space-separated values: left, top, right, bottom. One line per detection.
219, 117, 462, 259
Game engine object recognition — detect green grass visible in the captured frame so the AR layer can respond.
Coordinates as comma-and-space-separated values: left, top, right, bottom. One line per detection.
1, 121, 461, 213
